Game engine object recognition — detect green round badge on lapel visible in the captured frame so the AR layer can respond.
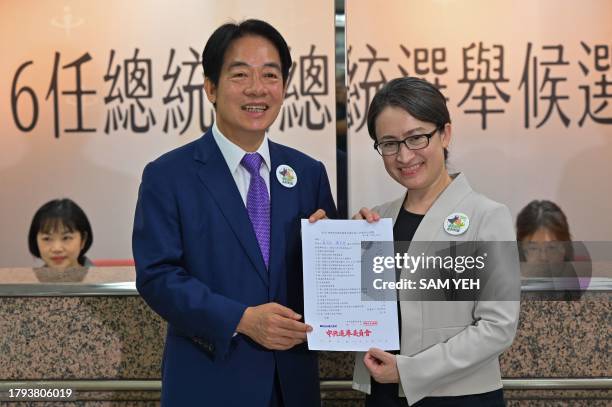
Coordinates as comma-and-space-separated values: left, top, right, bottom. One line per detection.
276, 164, 298, 188
444, 212, 469, 235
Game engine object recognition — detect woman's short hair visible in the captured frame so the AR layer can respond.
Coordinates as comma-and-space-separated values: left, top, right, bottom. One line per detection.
366, 77, 451, 160
28, 198, 93, 265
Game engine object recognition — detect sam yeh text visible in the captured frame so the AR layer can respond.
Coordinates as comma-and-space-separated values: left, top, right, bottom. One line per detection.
373, 278, 480, 290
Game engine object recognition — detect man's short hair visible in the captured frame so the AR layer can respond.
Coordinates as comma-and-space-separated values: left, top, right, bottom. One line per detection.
201, 19, 292, 86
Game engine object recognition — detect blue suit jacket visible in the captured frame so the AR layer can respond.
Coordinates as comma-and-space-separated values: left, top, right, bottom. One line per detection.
132, 130, 337, 406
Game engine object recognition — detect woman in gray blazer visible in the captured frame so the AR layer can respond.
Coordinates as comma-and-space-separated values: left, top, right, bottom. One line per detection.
351, 77, 520, 406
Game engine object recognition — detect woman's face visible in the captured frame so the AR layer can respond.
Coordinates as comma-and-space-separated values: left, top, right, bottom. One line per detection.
522, 227, 566, 264
36, 225, 85, 270
375, 106, 450, 192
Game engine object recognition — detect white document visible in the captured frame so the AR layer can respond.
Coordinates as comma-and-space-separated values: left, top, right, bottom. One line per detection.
301, 219, 400, 351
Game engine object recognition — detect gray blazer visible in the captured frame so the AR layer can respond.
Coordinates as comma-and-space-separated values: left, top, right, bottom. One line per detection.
352, 173, 520, 405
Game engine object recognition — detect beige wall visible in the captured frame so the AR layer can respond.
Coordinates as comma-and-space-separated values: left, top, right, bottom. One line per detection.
0, 0, 336, 266
346, 0, 612, 240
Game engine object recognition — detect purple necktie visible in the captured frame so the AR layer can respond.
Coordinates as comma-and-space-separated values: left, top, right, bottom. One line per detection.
241, 153, 270, 269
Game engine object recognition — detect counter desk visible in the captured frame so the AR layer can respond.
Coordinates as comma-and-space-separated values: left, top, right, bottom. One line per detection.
0, 268, 610, 406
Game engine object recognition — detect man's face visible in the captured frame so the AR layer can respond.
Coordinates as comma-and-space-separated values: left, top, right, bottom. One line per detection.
205, 35, 285, 146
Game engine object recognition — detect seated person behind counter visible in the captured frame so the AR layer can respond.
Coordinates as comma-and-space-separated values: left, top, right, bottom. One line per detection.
28, 198, 93, 271
516, 199, 591, 298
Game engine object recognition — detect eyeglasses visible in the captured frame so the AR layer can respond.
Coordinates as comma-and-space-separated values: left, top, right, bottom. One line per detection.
373, 126, 442, 156
521, 242, 566, 257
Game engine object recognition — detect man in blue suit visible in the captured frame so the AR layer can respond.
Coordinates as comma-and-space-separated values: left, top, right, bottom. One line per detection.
132, 19, 336, 406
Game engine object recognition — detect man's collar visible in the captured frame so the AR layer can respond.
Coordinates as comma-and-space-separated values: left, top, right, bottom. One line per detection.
211, 121, 271, 173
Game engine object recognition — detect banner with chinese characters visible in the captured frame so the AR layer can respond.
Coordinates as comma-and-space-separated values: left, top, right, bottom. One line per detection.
346, 0, 612, 240
0, 1, 335, 266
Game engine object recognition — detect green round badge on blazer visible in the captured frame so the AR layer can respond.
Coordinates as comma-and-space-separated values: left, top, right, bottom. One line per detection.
444, 212, 469, 235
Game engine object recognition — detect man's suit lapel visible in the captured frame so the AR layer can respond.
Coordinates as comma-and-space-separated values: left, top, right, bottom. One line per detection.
268, 141, 298, 298
194, 131, 269, 286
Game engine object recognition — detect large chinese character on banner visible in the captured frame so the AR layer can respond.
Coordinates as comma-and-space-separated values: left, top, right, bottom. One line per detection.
1, 1, 336, 266
347, 0, 612, 242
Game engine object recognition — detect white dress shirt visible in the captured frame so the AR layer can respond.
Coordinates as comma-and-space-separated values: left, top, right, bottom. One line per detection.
212, 122, 273, 337
211, 122, 271, 205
